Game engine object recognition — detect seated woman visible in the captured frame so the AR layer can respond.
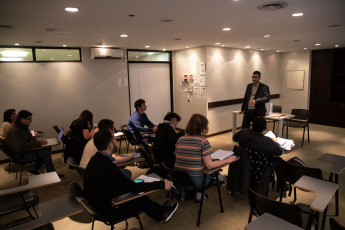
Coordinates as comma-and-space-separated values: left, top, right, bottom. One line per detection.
64, 110, 98, 163
155, 112, 185, 169
174, 113, 237, 202
0, 109, 17, 140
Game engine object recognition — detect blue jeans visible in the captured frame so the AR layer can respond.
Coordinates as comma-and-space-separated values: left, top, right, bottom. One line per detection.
20, 148, 55, 172
191, 172, 219, 190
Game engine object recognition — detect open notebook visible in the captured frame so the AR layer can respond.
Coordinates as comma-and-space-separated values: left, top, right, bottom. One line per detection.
42, 127, 64, 147
211, 150, 234, 160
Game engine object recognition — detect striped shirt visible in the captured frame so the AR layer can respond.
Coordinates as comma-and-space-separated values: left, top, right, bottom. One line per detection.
174, 135, 213, 177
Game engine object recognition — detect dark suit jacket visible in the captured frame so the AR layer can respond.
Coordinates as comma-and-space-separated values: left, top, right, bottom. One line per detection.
241, 82, 270, 116
84, 152, 164, 218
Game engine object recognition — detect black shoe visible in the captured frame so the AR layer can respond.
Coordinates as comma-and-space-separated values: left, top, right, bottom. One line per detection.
161, 203, 178, 223
28, 170, 40, 176
163, 199, 172, 208
58, 174, 65, 179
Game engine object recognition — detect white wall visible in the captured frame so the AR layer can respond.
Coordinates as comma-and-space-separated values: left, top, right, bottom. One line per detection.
0, 48, 130, 137
172, 47, 207, 129
279, 51, 311, 114
206, 47, 281, 134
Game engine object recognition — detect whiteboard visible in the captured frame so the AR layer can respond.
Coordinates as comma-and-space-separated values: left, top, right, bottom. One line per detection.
286, 70, 304, 90
129, 63, 171, 125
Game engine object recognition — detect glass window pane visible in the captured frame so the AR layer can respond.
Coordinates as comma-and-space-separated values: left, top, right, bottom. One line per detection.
35, 48, 81, 61
128, 51, 170, 62
0, 47, 33, 62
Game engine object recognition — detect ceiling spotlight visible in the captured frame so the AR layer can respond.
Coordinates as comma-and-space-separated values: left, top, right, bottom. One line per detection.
244, 45, 251, 49
260, 49, 264, 51
292, 12, 303, 17
304, 48, 307, 50
263, 34, 271, 38
215, 42, 221, 45
163, 48, 166, 51
120, 34, 128, 38
335, 44, 339, 47
63, 44, 67, 47
14, 43, 20, 46
276, 50, 280, 52
223, 27, 231, 31
145, 46, 150, 48
315, 43, 321, 46
65, 7, 79, 12
186, 47, 189, 48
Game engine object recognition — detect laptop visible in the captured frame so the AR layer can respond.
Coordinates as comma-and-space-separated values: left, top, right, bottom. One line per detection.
42, 127, 64, 147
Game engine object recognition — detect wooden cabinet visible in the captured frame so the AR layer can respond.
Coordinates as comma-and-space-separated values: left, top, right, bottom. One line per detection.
310, 48, 345, 128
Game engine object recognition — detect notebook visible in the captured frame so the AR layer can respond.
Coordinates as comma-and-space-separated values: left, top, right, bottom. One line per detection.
42, 127, 64, 147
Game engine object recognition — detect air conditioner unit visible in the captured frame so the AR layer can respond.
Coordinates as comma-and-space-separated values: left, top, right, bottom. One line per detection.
90, 48, 124, 59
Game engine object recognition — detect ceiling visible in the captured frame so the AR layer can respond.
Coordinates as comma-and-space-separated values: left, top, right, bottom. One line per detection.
1, 0, 345, 52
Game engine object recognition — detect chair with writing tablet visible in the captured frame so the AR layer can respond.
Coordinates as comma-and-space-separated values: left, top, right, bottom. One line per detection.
248, 188, 312, 229
69, 182, 143, 230
67, 157, 85, 179
282, 109, 310, 146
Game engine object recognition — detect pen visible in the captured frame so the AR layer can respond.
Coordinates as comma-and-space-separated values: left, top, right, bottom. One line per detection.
165, 178, 176, 189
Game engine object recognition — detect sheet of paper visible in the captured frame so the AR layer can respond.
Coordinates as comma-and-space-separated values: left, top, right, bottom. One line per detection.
136, 175, 160, 183
211, 150, 234, 160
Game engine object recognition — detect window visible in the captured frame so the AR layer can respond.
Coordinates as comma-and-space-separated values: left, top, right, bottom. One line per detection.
127, 50, 170, 62
0, 47, 81, 62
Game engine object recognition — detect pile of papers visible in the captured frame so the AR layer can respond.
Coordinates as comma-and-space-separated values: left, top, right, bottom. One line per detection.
135, 175, 160, 183
265, 131, 295, 150
211, 150, 234, 160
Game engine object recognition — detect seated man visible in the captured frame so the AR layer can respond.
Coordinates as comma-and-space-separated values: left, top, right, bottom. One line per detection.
233, 116, 283, 156
155, 112, 185, 169
233, 116, 282, 195
80, 119, 133, 178
127, 98, 157, 143
5, 110, 64, 178
83, 130, 178, 223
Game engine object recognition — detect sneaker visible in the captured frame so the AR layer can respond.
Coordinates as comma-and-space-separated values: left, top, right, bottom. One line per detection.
58, 174, 65, 179
163, 199, 172, 208
195, 192, 208, 203
28, 170, 40, 176
162, 203, 178, 223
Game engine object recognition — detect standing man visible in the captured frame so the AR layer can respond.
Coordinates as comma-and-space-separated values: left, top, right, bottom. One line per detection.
5, 110, 64, 178
127, 98, 157, 143
240, 71, 270, 128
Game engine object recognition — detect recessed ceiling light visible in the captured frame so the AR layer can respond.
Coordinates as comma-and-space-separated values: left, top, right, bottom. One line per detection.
63, 44, 67, 47
68, 54, 72, 56
163, 48, 166, 51
120, 34, 128, 38
304, 48, 307, 50
276, 50, 280, 52
215, 42, 221, 45
145, 46, 150, 48
222, 45, 225, 47
260, 49, 264, 51
244, 45, 251, 49
263, 34, 271, 38
223, 27, 231, 31
65, 7, 78, 12
14, 43, 19, 46
335, 44, 339, 47
315, 43, 321, 46
186, 47, 189, 48
292, 12, 303, 17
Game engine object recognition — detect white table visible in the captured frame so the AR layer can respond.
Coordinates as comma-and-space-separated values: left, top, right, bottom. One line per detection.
232, 110, 241, 139
264, 113, 295, 137
294, 175, 338, 230
245, 213, 303, 230
232, 111, 294, 138
0, 172, 61, 196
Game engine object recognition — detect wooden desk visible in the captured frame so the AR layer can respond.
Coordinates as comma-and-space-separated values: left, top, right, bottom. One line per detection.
0, 172, 61, 196
318, 153, 345, 216
197, 156, 240, 227
116, 156, 145, 167
294, 175, 338, 230
7, 195, 83, 230
264, 113, 295, 137
245, 213, 303, 230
